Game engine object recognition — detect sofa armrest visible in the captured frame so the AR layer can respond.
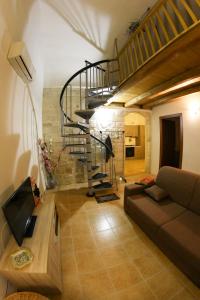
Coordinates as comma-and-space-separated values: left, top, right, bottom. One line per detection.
124, 184, 145, 199
124, 184, 145, 212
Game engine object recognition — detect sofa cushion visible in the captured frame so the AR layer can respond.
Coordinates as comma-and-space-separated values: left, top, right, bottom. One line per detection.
156, 166, 199, 208
144, 185, 168, 202
157, 211, 200, 271
189, 178, 200, 215
126, 195, 185, 236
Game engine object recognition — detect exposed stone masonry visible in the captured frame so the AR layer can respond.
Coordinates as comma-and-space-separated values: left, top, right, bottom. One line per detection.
43, 87, 151, 188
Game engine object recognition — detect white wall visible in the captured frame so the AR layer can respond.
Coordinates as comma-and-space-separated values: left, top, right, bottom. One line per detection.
0, 1, 44, 298
40, 0, 157, 87
151, 92, 200, 175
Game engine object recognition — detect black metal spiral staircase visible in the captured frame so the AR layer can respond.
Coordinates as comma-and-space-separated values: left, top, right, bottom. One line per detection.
59, 59, 119, 196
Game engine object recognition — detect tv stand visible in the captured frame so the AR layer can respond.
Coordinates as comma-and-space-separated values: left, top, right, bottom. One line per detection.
0, 194, 62, 294
25, 215, 37, 238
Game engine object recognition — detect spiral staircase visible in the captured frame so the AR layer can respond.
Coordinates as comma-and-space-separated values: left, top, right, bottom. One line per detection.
59, 59, 119, 196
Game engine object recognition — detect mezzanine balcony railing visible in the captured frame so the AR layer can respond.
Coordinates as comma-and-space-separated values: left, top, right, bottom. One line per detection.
117, 0, 200, 84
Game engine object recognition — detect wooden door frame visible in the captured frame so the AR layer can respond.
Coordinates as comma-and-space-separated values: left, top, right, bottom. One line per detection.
159, 113, 183, 169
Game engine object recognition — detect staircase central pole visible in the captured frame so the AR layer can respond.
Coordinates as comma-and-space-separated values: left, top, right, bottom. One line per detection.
85, 64, 95, 196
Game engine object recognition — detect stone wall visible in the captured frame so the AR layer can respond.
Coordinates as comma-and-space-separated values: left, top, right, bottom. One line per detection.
43, 88, 151, 188
90, 108, 125, 177
43, 88, 87, 188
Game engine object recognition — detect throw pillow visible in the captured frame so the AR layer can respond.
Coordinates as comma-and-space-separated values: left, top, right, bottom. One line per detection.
135, 176, 155, 187
145, 184, 168, 201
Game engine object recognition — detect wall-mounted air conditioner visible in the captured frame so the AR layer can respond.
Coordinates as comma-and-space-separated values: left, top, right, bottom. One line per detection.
7, 41, 35, 83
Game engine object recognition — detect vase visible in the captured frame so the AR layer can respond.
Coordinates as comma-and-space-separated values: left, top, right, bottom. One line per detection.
46, 173, 56, 189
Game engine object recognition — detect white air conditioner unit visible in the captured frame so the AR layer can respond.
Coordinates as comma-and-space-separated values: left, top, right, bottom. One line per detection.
8, 41, 35, 83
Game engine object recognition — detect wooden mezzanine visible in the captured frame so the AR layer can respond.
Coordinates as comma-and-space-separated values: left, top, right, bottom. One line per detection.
109, 0, 200, 108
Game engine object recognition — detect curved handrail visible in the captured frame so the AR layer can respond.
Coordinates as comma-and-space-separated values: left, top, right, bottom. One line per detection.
60, 59, 117, 156
79, 127, 115, 158
59, 59, 116, 116
89, 133, 115, 158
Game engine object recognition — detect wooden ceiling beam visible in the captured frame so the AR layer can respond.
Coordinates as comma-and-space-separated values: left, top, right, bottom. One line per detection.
143, 83, 200, 109
112, 24, 200, 107
125, 67, 200, 107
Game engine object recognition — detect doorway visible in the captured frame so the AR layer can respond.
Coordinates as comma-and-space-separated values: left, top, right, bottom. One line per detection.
124, 112, 146, 176
160, 114, 183, 169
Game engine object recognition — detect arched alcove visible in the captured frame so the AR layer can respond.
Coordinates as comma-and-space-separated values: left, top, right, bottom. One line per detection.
124, 111, 151, 176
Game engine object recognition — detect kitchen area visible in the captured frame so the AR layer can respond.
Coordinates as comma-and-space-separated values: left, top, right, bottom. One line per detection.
124, 112, 146, 176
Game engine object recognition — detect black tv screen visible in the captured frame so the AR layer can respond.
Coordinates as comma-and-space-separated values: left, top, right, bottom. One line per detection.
2, 177, 35, 246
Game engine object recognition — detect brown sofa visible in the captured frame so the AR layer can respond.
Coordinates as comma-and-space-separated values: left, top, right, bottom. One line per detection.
124, 166, 200, 287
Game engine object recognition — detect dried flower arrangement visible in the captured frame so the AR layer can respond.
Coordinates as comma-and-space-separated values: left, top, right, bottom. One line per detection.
38, 139, 57, 189
38, 139, 68, 189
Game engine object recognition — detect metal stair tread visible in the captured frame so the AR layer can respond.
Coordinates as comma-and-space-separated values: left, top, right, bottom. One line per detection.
78, 158, 87, 163
63, 134, 88, 138
88, 99, 108, 109
77, 161, 101, 171
69, 151, 85, 155
64, 122, 89, 130
64, 143, 86, 147
88, 86, 117, 95
60, 59, 118, 195
92, 182, 112, 190
92, 165, 100, 171
92, 173, 108, 180
86, 94, 109, 100
75, 109, 95, 120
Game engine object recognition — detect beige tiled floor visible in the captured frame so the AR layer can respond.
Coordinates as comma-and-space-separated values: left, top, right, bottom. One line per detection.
50, 181, 200, 300
124, 159, 145, 176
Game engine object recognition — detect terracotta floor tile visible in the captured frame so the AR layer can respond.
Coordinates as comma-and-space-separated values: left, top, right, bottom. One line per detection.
146, 270, 183, 300
170, 288, 197, 300
61, 223, 72, 237
101, 206, 123, 218
123, 237, 152, 259
116, 281, 156, 300
99, 245, 129, 268
62, 253, 77, 275
71, 221, 92, 236
86, 208, 105, 219
79, 270, 114, 300
54, 187, 200, 300
101, 293, 120, 300
133, 253, 163, 279
69, 204, 86, 213
56, 201, 69, 209
69, 211, 88, 225
93, 228, 119, 248
113, 223, 137, 241
75, 249, 104, 274
57, 211, 71, 225
181, 278, 200, 299
61, 274, 82, 300
107, 262, 143, 291
106, 214, 128, 228
89, 216, 112, 232
61, 237, 74, 254
73, 232, 97, 252
83, 200, 100, 210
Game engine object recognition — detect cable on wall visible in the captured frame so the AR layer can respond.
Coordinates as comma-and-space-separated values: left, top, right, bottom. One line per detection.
26, 83, 45, 193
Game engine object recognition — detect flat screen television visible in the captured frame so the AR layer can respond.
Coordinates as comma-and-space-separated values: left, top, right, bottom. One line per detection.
2, 177, 37, 246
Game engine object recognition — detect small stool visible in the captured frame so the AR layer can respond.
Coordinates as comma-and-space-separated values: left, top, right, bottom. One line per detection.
4, 292, 49, 300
